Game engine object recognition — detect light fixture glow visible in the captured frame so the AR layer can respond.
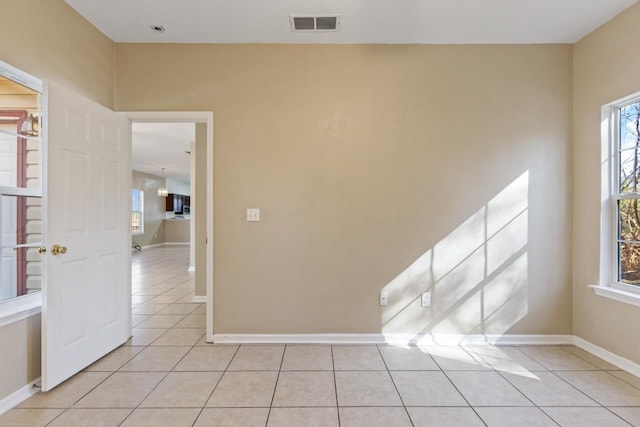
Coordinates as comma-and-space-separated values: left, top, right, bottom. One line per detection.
158, 167, 168, 197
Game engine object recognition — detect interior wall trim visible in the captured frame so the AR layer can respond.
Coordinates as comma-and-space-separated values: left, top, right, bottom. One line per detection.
212, 333, 575, 346
136, 243, 164, 251
573, 336, 640, 378
134, 242, 190, 251
0, 378, 40, 416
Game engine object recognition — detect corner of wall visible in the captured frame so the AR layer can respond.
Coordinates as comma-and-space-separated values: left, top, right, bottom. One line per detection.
112, 41, 118, 111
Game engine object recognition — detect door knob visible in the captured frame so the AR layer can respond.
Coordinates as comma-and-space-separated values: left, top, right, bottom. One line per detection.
51, 244, 67, 256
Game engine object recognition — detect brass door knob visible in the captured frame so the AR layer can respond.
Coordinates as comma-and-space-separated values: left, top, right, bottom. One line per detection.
38, 247, 46, 254
51, 244, 67, 256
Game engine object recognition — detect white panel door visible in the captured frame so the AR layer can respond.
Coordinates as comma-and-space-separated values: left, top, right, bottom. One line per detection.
42, 81, 131, 391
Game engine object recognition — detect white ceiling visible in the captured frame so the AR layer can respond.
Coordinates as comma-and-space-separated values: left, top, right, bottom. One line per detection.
132, 122, 195, 184
65, 0, 637, 44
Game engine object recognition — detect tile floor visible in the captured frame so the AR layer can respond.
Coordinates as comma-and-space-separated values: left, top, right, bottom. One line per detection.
2, 246, 640, 426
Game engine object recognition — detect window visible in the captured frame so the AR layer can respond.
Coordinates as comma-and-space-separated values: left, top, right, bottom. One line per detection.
594, 94, 640, 307
132, 189, 144, 235
0, 60, 43, 323
615, 101, 640, 288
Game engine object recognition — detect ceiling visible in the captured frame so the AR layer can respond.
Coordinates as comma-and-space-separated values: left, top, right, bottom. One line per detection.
65, 0, 637, 44
77, 1, 639, 181
132, 122, 195, 184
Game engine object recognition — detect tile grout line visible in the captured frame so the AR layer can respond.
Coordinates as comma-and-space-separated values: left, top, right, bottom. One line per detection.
488, 355, 555, 408
40, 369, 124, 426
116, 327, 186, 425
38, 336, 164, 425
429, 350, 489, 427
502, 346, 637, 426
189, 344, 235, 427
115, 373, 172, 425
602, 370, 640, 392
486, 346, 636, 411
331, 345, 341, 427
119, 247, 194, 426
265, 344, 287, 427
546, 369, 606, 408
542, 368, 639, 425
556, 345, 604, 370
493, 369, 561, 426
375, 344, 414, 427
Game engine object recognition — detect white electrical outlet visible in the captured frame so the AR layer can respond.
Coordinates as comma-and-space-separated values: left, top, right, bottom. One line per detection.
380, 292, 389, 306
247, 208, 260, 222
421, 291, 431, 307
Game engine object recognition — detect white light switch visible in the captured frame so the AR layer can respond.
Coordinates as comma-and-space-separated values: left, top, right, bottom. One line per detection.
247, 208, 260, 222
421, 291, 431, 307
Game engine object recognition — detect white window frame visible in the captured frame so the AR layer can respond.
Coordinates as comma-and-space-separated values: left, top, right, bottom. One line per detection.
0, 60, 43, 325
132, 189, 144, 235
592, 93, 640, 307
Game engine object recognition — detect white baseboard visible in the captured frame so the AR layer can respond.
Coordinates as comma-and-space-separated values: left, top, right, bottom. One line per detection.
573, 336, 640, 377
138, 243, 164, 250
0, 379, 40, 416
214, 334, 385, 344
484, 334, 575, 346
132, 242, 190, 251
212, 333, 575, 346
192, 296, 206, 303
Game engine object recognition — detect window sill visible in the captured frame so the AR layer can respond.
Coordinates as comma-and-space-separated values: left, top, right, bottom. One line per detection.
0, 292, 42, 328
590, 285, 640, 308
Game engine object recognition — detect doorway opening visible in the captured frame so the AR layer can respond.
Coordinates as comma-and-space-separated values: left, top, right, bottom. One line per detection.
126, 112, 214, 342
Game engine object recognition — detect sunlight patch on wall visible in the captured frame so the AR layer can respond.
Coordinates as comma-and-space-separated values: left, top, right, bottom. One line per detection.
381, 172, 529, 343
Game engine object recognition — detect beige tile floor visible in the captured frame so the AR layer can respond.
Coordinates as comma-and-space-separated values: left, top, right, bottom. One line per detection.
2, 246, 640, 426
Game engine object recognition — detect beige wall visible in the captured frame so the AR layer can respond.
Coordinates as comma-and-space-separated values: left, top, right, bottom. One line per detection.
573, 3, 640, 364
165, 219, 190, 243
0, 0, 115, 108
116, 44, 573, 335
0, 315, 40, 401
195, 123, 207, 297
132, 170, 167, 247
0, 0, 114, 403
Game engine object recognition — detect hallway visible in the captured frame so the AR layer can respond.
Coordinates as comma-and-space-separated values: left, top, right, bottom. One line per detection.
1, 246, 640, 426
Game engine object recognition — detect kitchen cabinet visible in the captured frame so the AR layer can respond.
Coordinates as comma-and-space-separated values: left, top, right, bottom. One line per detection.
165, 193, 190, 213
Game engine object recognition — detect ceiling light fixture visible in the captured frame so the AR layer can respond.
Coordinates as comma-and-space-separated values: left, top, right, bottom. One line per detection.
150, 25, 165, 33
158, 168, 169, 197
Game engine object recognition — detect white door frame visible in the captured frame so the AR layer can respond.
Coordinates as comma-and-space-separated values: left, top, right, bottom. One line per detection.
125, 112, 214, 342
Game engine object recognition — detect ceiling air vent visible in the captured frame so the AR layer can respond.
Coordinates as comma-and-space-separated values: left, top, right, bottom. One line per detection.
290, 15, 340, 32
